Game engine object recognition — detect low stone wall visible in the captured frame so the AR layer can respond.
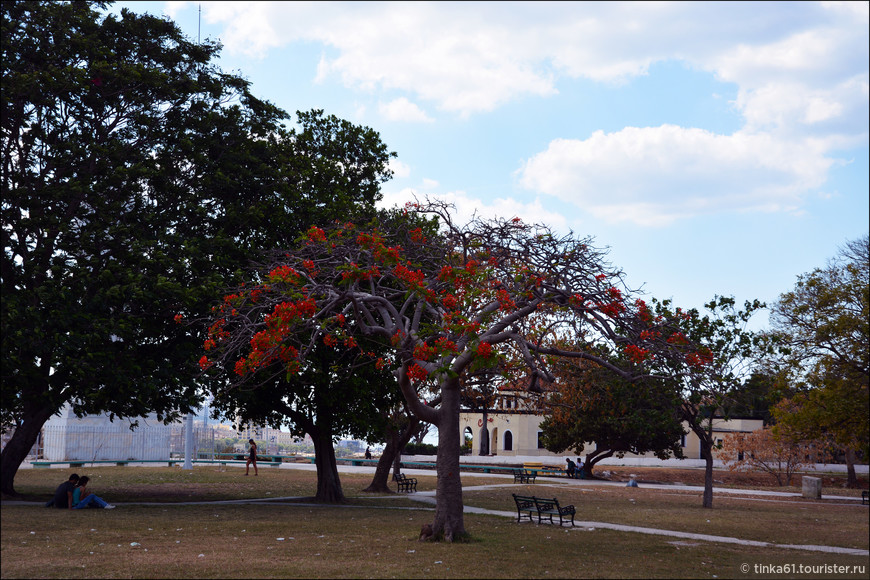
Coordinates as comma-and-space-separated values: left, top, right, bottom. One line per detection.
402, 454, 869, 474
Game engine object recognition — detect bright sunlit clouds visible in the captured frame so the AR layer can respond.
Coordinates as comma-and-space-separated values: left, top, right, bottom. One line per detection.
122, 1, 868, 312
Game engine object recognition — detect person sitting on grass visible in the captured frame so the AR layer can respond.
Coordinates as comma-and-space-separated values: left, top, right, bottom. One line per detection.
45, 473, 79, 508
72, 476, 115, 509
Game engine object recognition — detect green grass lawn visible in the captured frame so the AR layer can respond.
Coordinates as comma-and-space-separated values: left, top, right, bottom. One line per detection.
2, 466, 867, 579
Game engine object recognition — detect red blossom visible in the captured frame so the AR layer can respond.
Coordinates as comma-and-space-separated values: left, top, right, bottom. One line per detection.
686, 348, 714, 367
435, 336, 458, 353
624, 344, 650, 364
414, 343, 437, 361
477, 342, 493, 358
496, 288, 515, 311
409, 228, 426, 243
407, 363, 428, 382
639, 330, 660, 341
598, 301, 626, 317
306, 225, 327, 242
269, 265, 301, 284
667, 332, 689, 345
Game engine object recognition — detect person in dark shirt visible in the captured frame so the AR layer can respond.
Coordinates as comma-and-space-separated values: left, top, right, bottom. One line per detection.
565, 458, 577, 478
245, 439, 258, 476
45, 473, 79, 509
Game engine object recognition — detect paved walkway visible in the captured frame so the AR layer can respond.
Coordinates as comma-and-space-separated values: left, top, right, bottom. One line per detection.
7, 462, 867, 557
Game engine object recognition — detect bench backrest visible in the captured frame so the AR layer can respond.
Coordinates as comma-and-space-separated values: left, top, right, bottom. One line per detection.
512, 494, 537, 509
533, 497, 559, 512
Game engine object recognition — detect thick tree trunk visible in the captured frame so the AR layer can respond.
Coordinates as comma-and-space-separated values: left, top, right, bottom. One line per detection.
478, 411, 489, 455
845, 448, 858, 488
1, 405, 54, 497
312, 430, 345, 503
584, 448, 615, 477
428, 379, 466, 542
699, 439, 714, 508
363, 415, 419, 493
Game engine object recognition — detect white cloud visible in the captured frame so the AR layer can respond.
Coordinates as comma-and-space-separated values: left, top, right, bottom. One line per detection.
176, 1, 867, 225
518, 125, 836, 226
192, 2, 867, 124
378, 188, 570, 232
388, 159, 411, 179
378, 98, 433, 123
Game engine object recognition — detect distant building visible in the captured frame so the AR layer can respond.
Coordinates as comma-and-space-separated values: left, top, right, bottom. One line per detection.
458, 379, 762, 461
42, 403, 171, 461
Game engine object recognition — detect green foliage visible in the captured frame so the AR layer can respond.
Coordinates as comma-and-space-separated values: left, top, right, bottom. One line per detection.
403, 442, 438, 455
643, 296, 773, 507
540, 352, 685, 469
0, 1, 393, 495
769, 235, 869, 458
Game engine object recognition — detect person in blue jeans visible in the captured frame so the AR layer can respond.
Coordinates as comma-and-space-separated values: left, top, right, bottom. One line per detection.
72, 476, 115, 509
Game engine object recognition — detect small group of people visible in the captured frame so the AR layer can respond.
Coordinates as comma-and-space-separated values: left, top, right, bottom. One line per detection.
45, 473, 115, 510
565, 457, 586, 479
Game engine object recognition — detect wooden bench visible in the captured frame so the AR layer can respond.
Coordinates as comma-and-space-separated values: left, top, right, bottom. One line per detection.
393, 473, 417, 493
511, 493, 576, 527
513, 468, 536, 484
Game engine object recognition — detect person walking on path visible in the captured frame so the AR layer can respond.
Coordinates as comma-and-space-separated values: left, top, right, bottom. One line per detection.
245, 439, 258, 476
45, 473, 79, 509
72, 476, 115, 509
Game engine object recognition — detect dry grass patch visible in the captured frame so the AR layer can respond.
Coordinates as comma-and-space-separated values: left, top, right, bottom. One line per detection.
7, 466, 437, 503
2, 504, 868, 579
462, 484, 869, 550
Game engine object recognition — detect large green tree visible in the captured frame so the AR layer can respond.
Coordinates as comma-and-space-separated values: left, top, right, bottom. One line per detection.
540, 351, 685, 475
1, 1, 392, 496
769, 234, 869, 486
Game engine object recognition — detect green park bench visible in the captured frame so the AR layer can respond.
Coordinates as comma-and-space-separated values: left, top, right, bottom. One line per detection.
511, 493, 575, 527
393, 473, 418, 493
512, 468, 537, 484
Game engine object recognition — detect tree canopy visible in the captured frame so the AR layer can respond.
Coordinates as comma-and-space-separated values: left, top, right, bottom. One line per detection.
769, 234, 869, 484
198, 199, 704, 540
0, 0, 392, 496
540, 351, 685, 473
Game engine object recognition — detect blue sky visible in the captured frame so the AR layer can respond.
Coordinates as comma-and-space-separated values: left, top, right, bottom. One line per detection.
115, 1, 869, 326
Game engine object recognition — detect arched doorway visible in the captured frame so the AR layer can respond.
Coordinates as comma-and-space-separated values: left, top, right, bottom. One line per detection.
463, 427, 473, 454
504, 430, 513, 451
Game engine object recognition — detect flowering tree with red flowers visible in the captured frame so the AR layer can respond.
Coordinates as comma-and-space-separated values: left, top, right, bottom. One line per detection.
199, 200, 701, 541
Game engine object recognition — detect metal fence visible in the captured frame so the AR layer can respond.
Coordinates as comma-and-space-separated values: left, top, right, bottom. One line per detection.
4, 424, 219, 462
